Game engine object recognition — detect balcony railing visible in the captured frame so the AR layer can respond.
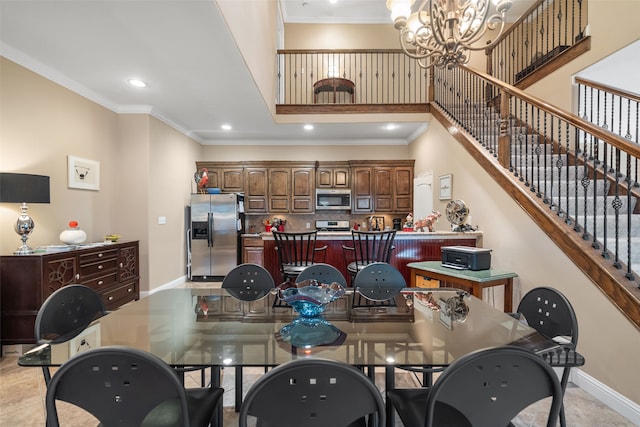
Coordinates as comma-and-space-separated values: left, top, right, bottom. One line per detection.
488, 0, 587, 86
276, 50, 429, 111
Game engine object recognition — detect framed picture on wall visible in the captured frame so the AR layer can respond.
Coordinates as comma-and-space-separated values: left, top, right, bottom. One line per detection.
439, 174, 452, 200
68, 155, 100, 190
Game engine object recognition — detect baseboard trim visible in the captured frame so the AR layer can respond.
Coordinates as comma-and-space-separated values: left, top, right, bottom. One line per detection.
141, 275, 187, 299
571, 369, 640, 425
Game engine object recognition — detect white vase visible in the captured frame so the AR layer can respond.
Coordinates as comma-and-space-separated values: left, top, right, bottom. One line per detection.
59, 227, 87, 245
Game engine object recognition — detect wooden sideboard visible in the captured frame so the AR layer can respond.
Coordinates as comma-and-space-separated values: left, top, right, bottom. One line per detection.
0, 241, 139, 345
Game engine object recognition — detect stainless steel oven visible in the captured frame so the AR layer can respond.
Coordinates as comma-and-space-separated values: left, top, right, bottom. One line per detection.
315, 189, 351, 210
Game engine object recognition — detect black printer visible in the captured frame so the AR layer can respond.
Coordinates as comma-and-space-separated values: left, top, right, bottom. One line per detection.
441, 246, 491, 271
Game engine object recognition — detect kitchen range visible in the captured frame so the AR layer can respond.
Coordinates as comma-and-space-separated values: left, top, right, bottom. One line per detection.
315, 220, 351, 231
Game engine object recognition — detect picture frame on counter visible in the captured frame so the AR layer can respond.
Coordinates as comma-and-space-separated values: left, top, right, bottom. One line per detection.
68, 155, 100, 190
439, 174, 452, 200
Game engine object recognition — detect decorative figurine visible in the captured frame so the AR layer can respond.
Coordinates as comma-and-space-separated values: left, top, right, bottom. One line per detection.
193, 168, 209, 194
415, 211, 442, 232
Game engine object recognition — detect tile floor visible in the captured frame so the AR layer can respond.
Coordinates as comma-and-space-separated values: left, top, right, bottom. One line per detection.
0, 277, 635, 426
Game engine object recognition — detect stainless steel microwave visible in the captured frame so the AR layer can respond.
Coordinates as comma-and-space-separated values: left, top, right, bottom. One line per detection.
316, 189, 351, 210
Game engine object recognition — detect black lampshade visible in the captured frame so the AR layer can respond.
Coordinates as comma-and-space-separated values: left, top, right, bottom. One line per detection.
0, 173, 51, 203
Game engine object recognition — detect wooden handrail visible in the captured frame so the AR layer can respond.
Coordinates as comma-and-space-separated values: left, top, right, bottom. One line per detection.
490, 0, 546, 47
277, 49, 406, 54
575, 76, 640, 104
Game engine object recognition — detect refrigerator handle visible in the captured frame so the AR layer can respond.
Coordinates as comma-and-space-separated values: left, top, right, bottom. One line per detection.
186, 227, 192, 278
208, 212, 215, 247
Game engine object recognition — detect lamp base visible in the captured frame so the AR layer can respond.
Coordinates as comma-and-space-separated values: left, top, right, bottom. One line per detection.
14, 244, 34, 255
14, 203, 35, 255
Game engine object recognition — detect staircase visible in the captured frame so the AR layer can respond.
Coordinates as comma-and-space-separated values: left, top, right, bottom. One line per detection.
476, 110, 640, 281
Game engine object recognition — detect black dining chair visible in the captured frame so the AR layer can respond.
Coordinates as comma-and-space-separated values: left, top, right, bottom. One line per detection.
34, 284, 108, 385
272, 229, 328, 283
351, 262, 405, 308
387, 346, 564, 427
296, 262, 347, 286
221, 262, 275, 412
239, 358, 386, 427
221, 262, 275, 301
515, 286, 579, 427
45, 346, 224, 427
342, 230, 396, 286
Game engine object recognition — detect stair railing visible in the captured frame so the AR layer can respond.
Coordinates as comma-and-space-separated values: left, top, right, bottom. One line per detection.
487, 0, 587, 86
432, 64, 640, 327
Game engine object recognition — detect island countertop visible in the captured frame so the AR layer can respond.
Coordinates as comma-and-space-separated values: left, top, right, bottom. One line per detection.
250, 230, 482, 243
243, 231, 484, 284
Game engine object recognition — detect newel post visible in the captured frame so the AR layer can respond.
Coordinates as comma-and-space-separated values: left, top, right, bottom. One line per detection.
497, 91, 511, 168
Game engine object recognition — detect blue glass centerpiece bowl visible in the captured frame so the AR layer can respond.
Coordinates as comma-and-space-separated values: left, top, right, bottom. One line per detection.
277, 279, 345, 317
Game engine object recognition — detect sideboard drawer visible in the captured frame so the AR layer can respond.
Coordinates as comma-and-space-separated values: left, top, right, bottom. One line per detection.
102, 280, 138, 309
79, 248, 119, 265
83, 272, 118, 290
79, 258, 118, 278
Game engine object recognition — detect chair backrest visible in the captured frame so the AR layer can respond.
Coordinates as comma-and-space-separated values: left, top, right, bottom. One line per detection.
517, 286, 578, 346
45, 346, 191, 427
353, 262, 405, 301
239, 358, 386, 427
296, 263, 347, 286
272, 230, 322, 268
35, 284, 107, 344
350, 230, 396, 267
222, 263, 275, 301
425, 346, 563, 427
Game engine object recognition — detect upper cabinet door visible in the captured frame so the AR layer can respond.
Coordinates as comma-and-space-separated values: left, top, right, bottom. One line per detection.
317, 166, 350, 189
292, 168, 315, 213
268, 168, 291, 213
245, 168, 268, 213
352, 167, 373, 212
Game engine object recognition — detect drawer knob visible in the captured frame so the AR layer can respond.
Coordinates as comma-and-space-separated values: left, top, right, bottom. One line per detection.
98, 253, 103, 258
98, 265, 103, 270
119, 262, 124, 268
98, 280, 104, 285
75, 274, 80, 280
108, 296, 114, 301
128, 288, 133, 292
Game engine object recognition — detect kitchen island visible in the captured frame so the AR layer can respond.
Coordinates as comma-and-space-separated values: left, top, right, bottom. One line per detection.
242, 231, 483, 285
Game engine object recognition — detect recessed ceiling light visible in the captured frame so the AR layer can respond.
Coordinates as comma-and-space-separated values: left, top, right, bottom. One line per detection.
329, 0, 338, 4
385, 124, 397, 130
221, 124, 232, 131
128, 79, 146, 88
304, 124, 314, 131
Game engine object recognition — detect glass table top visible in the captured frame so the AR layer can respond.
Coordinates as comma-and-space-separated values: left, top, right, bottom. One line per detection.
20, 288, 553, 369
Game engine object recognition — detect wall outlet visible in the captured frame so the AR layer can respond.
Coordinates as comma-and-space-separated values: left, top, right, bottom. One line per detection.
306, 222, 311, 229
69, 323, 101, 357
158, 216, 167, 225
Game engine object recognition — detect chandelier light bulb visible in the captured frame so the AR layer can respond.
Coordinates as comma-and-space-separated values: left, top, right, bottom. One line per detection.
387, 0, 416, 28
389, 0, 512, 68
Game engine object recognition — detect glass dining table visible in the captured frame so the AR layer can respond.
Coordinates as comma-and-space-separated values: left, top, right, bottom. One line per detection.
19, 287, 581, 426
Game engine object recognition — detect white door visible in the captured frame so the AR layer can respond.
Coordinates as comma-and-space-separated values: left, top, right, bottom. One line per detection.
413, 172, 433, 220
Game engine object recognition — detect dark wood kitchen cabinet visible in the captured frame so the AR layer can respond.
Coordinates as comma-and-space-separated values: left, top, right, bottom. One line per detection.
316, 161, 350, 189
244, 167, 268, 213
350, 160, 414, 213
268, 167, 291, 213
266, 163, 315, 214
291, 167, 315, 213
0, 241, 139, 345
195, 162, 244, 193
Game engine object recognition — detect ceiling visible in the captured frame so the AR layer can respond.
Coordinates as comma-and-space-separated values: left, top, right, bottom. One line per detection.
1, 0, 535, 146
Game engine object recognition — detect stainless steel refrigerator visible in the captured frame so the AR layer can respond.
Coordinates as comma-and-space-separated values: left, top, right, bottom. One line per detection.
188, 193, 243, 281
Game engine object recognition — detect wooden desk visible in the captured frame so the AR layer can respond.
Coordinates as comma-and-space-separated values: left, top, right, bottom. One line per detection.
313, 77, 355, 103
407, 261, 517, 312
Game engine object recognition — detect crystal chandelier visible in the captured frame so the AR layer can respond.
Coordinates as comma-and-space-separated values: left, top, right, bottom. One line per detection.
387, 0, 512, 69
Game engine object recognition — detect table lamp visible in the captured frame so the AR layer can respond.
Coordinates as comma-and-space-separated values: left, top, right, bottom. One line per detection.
0, 173, 51, 254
